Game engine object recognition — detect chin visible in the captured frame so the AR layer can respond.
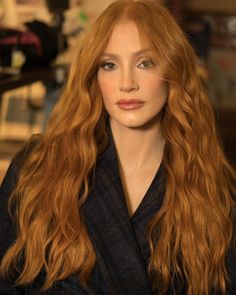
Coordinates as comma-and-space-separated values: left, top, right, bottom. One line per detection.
119, 117, 146, 128
110, 112, 163, 130
116, 119, 154, 130
124, 115, 163, 130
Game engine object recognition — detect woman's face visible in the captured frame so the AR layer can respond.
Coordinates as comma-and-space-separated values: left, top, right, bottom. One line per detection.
97, 21, 168, 130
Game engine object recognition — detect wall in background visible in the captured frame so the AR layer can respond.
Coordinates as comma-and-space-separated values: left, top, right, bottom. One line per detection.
186, 0, 236, 14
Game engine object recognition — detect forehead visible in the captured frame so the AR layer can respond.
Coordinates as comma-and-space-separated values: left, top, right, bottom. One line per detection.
104, 21, 142, 52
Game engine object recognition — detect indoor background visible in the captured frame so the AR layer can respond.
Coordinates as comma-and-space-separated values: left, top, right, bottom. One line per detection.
0, 0, 235, 183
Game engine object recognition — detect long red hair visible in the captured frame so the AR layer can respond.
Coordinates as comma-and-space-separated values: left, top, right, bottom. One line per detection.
1, 1, 235, 294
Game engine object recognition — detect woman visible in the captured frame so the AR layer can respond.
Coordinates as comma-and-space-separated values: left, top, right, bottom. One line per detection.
0, 0, 235, 294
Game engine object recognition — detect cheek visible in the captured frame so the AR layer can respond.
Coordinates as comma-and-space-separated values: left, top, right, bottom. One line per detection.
144, 77, 168, 100
98, 75, 115, 101
98, 77, 114, 112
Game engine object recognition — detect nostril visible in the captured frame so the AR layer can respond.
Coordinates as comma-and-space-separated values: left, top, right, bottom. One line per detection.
119, 85, 139, 92
119, 81, 139, 92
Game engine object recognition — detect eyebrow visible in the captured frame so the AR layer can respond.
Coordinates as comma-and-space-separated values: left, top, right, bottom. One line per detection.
101, 48, 152, 59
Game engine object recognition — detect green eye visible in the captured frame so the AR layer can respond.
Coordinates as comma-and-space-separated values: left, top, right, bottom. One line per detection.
100, 62, 117, 71
138, 60, 155, 69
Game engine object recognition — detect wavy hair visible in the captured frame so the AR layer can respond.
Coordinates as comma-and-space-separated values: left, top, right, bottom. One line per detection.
1, 1, 235, 294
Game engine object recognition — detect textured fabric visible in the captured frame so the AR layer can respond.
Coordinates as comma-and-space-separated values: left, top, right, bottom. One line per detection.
81, 135, 165, 294
0, 135, 236, 294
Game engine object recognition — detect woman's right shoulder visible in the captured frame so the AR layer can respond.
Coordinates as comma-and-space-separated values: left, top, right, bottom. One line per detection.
0, 135, 42, 258
0, 134, 41, 195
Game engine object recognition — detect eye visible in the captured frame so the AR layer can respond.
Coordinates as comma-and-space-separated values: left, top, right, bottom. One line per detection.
138, 59, 155, 69
100, 62, 117, 71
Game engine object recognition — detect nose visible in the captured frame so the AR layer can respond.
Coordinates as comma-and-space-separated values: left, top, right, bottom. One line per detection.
119, 68, 139, 92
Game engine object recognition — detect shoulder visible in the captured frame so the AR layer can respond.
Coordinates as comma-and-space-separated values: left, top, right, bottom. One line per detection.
0, 135, 41, 260
0, 135, 40, 197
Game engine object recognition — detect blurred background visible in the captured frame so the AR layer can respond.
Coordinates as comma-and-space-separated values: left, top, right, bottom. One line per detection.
0, 0, 235, 183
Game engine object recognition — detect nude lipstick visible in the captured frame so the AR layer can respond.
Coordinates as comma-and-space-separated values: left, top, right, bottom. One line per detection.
117, 99, 145, 110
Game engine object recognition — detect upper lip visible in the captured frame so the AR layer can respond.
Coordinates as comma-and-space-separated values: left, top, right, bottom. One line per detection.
117, 99, 145, 104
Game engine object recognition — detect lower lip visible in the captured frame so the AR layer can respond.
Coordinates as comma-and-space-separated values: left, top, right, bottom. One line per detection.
117, 102, 144, 110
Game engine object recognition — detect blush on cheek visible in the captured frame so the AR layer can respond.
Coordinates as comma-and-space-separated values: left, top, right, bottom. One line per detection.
98, 80, 114, 100
102, 97, 113, 114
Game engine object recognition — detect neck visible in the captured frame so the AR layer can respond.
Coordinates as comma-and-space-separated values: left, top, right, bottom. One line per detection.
110, 120, 165, 175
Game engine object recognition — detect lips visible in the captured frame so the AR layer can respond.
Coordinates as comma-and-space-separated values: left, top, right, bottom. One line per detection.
117, 99, 145, 110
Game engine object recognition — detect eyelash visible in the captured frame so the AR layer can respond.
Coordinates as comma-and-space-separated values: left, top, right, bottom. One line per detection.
138, 60, 155, 69
100, 62, 117, 71
99, 59, 155, 71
